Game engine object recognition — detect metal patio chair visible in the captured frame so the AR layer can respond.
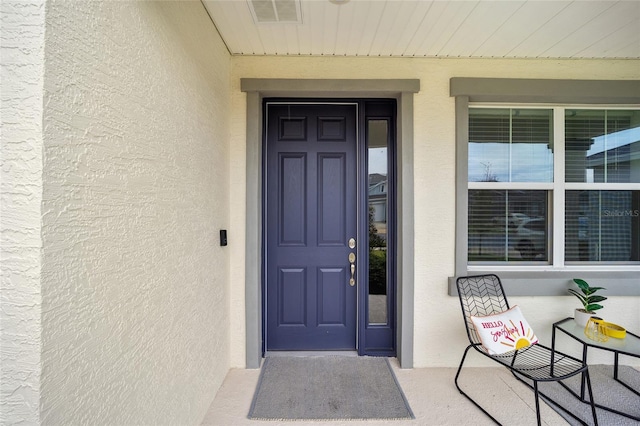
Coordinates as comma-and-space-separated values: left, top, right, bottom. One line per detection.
454, 274, 598, 426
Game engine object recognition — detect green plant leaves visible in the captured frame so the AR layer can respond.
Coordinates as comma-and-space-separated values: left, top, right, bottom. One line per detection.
585, 303, 604, 312
570, 278, 607, 311
573, 278, 590, 292
568, 289, 586, 301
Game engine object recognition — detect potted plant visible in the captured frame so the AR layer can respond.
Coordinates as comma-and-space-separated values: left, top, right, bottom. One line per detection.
569, 278, 607, 327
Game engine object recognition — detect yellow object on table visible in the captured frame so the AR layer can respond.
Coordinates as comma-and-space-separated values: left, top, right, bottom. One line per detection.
584, 317, 626, 341
584, 317, 608, 342
601, 321, 627, 339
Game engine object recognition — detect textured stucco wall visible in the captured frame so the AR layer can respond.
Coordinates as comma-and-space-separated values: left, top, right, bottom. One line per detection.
229, 56, 640, 368
1, 1, 45, 424
39, 1, 231, 424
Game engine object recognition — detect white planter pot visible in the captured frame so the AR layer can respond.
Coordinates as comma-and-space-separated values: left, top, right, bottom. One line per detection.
574, 309, 597, 327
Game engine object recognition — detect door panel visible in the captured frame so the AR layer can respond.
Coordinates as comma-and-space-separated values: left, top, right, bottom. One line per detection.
317, 267, 346, 324
318, 154, 346, 245
279, 154, 306, 245
279, 267, 306, 325
266, 103, 357, 350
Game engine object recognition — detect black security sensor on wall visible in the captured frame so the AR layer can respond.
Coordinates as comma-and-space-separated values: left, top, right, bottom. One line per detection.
220, 230, 227, 246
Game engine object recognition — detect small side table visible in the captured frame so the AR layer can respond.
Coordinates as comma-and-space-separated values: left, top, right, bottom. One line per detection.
552, 317, 640, 421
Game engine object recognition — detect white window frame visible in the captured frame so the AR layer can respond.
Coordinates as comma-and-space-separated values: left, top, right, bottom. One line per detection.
469, 105, 640, 268
448, 78, 640, 296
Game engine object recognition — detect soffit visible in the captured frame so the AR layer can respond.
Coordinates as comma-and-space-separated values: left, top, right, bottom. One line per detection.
202, 0, 640, 59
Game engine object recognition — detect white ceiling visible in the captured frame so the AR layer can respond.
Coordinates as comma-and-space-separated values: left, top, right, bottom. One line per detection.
202, 0, 640, 59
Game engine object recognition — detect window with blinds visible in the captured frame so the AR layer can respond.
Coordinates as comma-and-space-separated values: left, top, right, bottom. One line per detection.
468, 107, 640, 266
469, 190, 548, 261
565, 110, 639, 184
565, 191, 640, 262
468, 108, 552, 263
469, 108, 553, 183
564, 109, 640, 264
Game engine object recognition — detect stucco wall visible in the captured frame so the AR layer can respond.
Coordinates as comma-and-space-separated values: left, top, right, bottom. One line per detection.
230, 56, 640, 368
1, 1, 45, 424
40, 2, 231, 424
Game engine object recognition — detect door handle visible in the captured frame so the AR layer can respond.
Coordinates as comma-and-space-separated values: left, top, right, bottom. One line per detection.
348, 252, 356, 286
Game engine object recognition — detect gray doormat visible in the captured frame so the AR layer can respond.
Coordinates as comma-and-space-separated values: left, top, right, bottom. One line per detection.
529, 365, 640, 425
247, 356, 414, 421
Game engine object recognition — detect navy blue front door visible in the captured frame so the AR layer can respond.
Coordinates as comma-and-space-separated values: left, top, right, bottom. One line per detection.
265, 103, 358, 350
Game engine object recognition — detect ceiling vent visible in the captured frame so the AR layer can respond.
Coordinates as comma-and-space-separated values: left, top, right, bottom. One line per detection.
248, 0, 302, 24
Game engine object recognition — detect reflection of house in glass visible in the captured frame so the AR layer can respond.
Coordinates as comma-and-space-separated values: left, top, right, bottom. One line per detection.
565, 122, 640, 262
569, 190, 639, 262
368, 173, 387, 240
565, 113, 640, 184
368, 172, 388, 318
585, 133, 640, 183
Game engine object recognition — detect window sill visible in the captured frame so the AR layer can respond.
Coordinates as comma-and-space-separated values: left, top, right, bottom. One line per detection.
448, 269, 640, 296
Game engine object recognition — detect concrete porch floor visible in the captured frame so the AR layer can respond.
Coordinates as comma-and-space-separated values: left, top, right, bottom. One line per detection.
201, 357, 570, 426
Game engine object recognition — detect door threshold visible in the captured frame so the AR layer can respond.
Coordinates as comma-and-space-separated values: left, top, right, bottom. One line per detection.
265, 351, 358, 357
